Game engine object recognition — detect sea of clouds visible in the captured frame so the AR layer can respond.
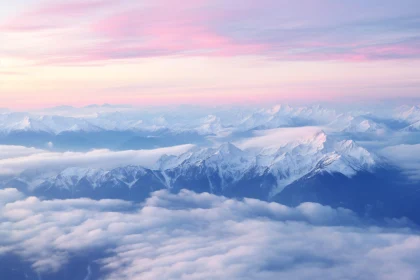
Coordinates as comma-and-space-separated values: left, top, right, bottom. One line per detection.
1, 188, 420, 280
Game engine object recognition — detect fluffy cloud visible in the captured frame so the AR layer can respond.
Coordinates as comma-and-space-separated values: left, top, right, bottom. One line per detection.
0, 188, 24, 204
0, 144, 194, 175
0, 189, 420, 279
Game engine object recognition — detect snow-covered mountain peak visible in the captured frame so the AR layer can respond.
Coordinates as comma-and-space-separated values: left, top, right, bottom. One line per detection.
318, 139, 377, 177
403, 120, 420, 131
44, 167, 108, 190
302, 130, 328, 146
183, 143, 248, 166
394, 105, 420, 123
59, 167, 104, 178
215, 142, 243, 156
195, 115, 224, 135
6, 115, 53, 133
269, 104, 293, 114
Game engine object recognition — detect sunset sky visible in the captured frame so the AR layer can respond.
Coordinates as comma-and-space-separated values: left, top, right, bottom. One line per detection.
1, 0, 419, 109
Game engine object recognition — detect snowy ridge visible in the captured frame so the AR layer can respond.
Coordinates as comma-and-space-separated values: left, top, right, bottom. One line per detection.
0, 104, 342, 135
165, 131, 378, 195
29, 166, 153, 191
0, 104, 416, 136
0, 113, 103, 134
395, 105, 420, 123
238, 104, 338, 131
342, 118, 387, 134
403, 120, 420, 132
9, 129, 379, 198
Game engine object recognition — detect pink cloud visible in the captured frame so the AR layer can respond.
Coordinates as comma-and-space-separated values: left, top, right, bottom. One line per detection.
0, 0, 113, 32
28, 0, 113, 16
1, 0, 419, 65
90, 5, 267, 58
269, 40, 420, 62
357, 44, 420, 59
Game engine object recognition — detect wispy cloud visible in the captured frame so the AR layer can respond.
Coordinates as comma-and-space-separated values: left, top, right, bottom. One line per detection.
0, 0, 113, 32
380, 144, 420, 180
1, 0, 419, 64
1, 0, 419, 108
0, 144, 194, 175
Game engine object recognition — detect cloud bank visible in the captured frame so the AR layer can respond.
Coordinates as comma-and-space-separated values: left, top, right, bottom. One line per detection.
0, 144, 194, 175
1, 189, 420, 279
236, 126, 324, 150
380, 144, 420, 180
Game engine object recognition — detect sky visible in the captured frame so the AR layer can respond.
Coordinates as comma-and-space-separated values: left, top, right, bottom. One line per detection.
0, 0, 419, 109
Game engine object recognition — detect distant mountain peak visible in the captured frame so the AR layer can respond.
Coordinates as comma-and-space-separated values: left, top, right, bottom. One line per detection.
216, 142, 243, 156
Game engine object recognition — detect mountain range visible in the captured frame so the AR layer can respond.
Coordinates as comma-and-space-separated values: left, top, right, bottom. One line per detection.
1, 104, 419, 136
4, 128, 419, 222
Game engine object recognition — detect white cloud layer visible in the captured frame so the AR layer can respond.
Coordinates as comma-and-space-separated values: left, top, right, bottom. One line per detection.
235, 126, 324, 150
380, 144, 420, 180
0, 144, 194, 175
0, 145, 45, 160
1, 189, 420, 279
